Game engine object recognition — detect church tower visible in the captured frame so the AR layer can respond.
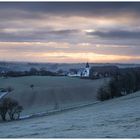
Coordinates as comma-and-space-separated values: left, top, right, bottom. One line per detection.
85, 62, 90, 77
86, 62, 89, 68
81, 62, 90, 77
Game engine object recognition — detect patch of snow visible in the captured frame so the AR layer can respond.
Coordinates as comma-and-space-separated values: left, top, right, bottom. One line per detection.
0, 92, 8, 100
0, 91, 140, 138
20, 101, 100, 120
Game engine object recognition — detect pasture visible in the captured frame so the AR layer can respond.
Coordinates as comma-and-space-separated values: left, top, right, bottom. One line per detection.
0, 76, 108, 116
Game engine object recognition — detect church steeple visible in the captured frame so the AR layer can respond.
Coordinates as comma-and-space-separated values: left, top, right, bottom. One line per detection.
86, 62, 89, 68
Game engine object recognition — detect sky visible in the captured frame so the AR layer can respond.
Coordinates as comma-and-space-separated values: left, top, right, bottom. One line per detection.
0, 2, 140, 63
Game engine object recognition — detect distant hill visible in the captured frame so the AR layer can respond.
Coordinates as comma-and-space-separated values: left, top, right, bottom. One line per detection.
0, 61, 140, 73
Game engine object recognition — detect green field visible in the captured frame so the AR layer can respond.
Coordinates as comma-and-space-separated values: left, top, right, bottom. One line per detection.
0, 76, 108, 116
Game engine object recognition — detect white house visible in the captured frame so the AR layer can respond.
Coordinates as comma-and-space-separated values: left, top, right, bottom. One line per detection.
67, 70, 81, 77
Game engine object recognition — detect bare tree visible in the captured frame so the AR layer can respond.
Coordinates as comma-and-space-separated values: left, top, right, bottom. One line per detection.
0, 98, 23, 121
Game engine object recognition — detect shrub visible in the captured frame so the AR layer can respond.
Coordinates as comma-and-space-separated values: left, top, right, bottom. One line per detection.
109, 77, 122, 98
0, 98, 9, 121
30, 84, 34, 90
6, 86, 14, 92
8, 99, 23, 120
97, 85, 112, 101
97, 68, 140, 101
0, 98, 23, 121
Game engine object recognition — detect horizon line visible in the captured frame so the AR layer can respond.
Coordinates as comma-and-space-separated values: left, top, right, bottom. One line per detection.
0, 60, 140, 65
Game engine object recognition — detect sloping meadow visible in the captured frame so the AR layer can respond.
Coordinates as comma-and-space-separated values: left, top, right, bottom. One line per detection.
0, 76, 108, 116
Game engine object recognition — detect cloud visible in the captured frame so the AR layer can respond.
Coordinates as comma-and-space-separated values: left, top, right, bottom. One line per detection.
88, 30, 140, 39
0, 2, 140, 63
48, 29, 79, 35
1, 2, 140, 17
0, 41, 140, 57
0, 28, 80, 42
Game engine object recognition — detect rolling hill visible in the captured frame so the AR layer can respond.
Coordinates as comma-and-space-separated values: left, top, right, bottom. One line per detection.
0, 76, 107, 116
0, 90, 140, 138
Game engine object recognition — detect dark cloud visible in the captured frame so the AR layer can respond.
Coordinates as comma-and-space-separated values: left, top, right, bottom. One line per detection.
0, 2, 140, 63
0, 2, 140, 13
0, 29, 79, 42
88, 30, 140, 39
0, 2, 140, 18
48, 29, 79, 35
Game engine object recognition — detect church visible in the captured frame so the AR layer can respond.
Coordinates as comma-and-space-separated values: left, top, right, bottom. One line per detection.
80, 62, 90, 78
67, 62, 90, 78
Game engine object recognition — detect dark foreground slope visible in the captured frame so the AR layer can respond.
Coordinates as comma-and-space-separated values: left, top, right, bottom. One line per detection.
0, 90, 140, 138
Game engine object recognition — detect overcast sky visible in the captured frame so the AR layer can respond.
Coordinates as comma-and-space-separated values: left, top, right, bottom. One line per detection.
0, 2, 140, 63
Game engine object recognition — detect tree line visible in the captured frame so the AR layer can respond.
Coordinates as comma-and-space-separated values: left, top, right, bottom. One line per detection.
1, 67, 58, 77
97, 67, 140, 101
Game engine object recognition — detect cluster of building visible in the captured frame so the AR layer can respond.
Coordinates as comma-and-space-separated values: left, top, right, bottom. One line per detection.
67, 62, 90, 78
0, 62, 119, 79
67, 62, 119, 79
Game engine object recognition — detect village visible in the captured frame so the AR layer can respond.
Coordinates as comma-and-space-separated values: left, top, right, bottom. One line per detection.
0, 62, 120, 80
67, 62, 119, 79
